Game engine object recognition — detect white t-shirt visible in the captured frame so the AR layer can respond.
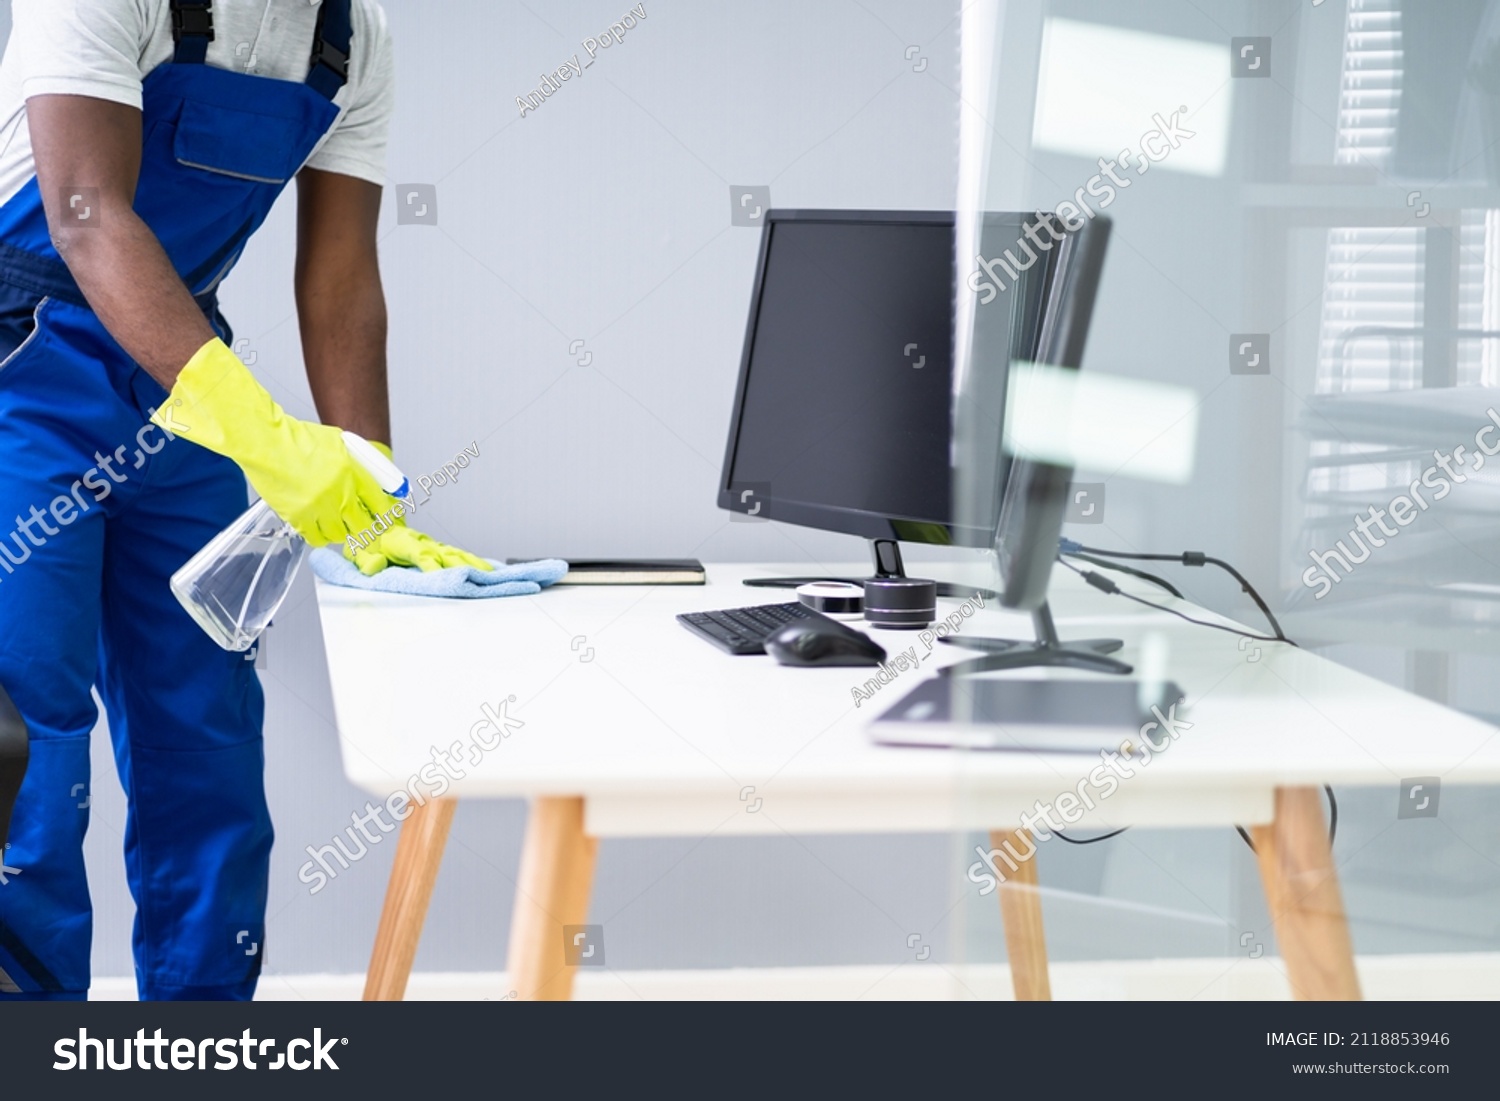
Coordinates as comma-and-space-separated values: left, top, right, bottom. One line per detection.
0, 0, 394, 208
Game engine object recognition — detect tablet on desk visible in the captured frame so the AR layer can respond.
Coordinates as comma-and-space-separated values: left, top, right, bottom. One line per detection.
867, 677, 1187, 753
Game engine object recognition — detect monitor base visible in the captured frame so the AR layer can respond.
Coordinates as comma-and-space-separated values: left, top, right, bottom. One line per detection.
742, 539, 998, 601
939, 603, 1132, 676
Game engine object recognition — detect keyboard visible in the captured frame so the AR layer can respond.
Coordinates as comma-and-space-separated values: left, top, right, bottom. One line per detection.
676, 601, 821, 655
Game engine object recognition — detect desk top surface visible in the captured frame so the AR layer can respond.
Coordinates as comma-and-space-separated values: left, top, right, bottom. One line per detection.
314, 562, 1500, 805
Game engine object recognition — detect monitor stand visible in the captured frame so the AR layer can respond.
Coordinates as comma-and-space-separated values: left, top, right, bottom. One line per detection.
742, 539, 997, 601
939, 602, 1131, 676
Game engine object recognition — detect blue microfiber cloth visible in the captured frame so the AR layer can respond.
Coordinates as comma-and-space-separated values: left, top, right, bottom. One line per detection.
310, 548, 568, 598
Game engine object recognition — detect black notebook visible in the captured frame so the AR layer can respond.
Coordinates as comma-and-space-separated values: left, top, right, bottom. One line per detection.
506, 558, 707, 585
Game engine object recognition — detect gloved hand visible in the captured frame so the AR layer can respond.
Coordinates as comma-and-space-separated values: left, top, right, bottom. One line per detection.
344, 442, 494, 576
152, 339, 394, 547
346, 524, 493, 576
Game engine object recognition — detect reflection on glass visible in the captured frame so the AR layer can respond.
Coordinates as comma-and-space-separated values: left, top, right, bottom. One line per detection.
946, 0, 1500, 1000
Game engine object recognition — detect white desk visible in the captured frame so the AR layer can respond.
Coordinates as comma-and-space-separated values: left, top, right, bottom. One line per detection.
314, 562, 1500, 1001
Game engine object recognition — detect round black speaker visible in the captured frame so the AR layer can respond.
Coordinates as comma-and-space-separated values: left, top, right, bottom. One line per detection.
863, 578, 938, 629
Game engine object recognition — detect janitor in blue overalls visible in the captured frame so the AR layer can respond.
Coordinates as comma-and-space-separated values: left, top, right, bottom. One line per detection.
0, 0, 486, 1000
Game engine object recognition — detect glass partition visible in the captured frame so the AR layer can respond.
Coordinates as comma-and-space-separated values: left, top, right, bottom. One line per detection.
941, 0, 1500, 1000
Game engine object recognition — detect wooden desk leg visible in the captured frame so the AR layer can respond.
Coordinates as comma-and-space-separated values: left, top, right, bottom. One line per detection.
1251, 786, 1361, 1001
363, 797, 458, 1001
990, 828, 1052, 1001
507, 797, 599, 1001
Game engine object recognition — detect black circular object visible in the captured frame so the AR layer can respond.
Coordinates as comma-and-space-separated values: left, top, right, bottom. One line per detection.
863, 577, 937, 629
796, 581, 865, 615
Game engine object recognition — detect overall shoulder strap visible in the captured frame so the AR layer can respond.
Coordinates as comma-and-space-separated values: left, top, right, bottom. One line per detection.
170, 0, 215, 65
307, 0, 354, 100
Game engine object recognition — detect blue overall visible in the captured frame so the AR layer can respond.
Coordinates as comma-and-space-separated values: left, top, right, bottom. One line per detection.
0, 0, 353, 1000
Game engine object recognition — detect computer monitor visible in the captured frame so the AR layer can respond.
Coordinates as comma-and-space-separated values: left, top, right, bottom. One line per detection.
942, 213, 1128, 675
718, 209, 1051, 593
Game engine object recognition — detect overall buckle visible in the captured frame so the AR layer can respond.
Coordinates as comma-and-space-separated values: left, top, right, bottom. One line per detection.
172, 4, 216, 41
311, 38, 350, 80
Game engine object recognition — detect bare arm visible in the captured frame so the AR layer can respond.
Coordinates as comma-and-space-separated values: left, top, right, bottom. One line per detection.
295, 168, 390, 445
28, 94, 215, 388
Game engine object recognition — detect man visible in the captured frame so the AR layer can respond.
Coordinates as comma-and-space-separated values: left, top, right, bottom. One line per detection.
0, 0, 484, 1000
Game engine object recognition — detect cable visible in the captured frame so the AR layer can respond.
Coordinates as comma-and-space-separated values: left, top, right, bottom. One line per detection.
1059, 539, 1294, 644
1046, 551, 1335, 853
1235, 786, 1339, 853
1056, 801, 1337, 850
1064, 539, 1291, 643
1061, 558, 1337, 844
1057, 558, 1287, 645
1068, 552, 1184, 598
1054, 826, 1129, 845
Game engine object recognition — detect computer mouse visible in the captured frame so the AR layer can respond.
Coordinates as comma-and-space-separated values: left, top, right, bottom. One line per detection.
765, 616, 887, 667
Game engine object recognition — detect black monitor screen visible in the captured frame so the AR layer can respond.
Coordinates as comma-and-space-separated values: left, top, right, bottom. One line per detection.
720, 211, 1042, 546
722, 214, 955, 541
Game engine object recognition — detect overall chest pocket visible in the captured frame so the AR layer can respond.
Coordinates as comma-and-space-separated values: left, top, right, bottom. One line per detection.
172, 99, 317, 185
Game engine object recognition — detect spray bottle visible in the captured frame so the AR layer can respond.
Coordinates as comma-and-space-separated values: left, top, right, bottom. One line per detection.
171, 432, 410, 652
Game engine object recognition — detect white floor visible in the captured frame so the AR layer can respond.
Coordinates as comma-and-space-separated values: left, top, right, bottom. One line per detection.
87, 954, 1500, 1000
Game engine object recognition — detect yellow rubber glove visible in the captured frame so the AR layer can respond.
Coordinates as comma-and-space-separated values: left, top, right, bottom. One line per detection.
346, 525, 493, 576
152, 338, 394, 547
344, 442, 494, 576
